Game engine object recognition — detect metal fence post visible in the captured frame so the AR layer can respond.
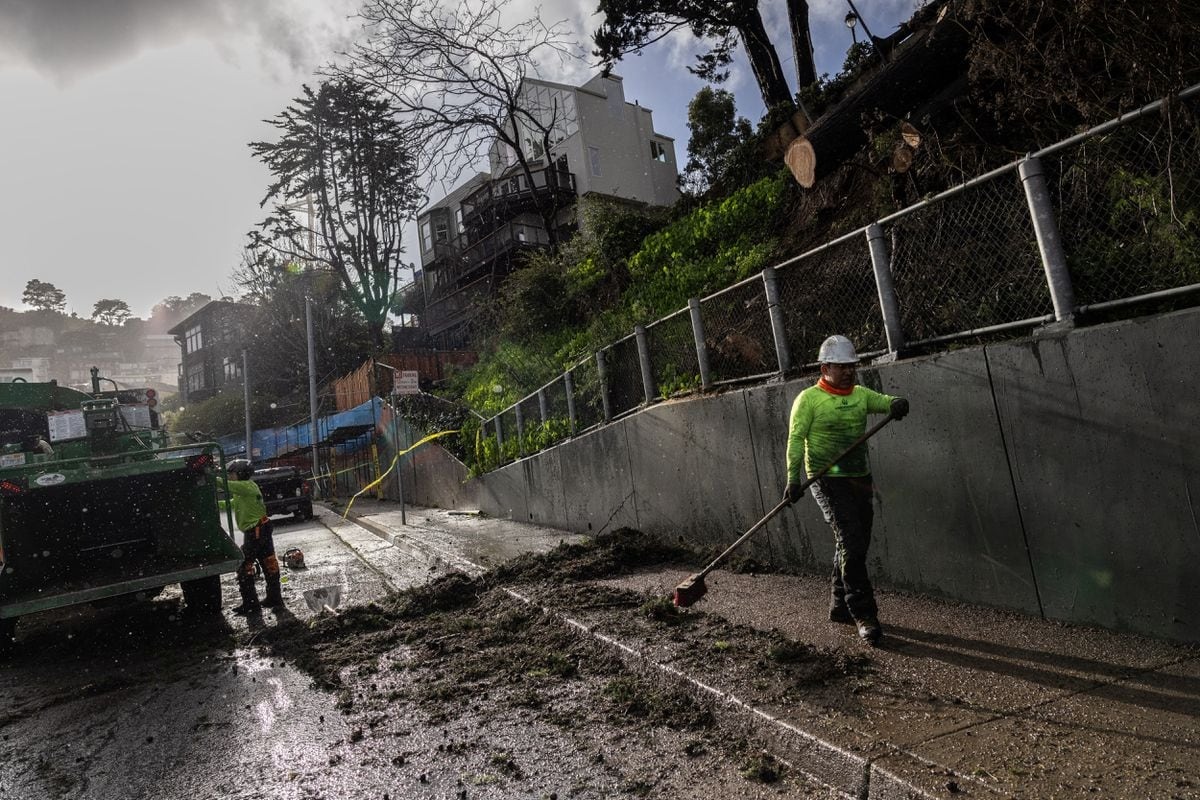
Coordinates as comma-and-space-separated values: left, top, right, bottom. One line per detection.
537, 389, 548, 423
866, 223, 906, 354
514, 403, 525, 458
595, 350, 612, 423
688, 298, 712, 390
1018, 155, 1076, 323
564, 370, 577, 434
761, 267, 791, 374
634, 324, 656, 404
494, 415, 504, 459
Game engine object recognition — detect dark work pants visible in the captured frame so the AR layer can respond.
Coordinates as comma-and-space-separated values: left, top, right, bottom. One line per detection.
810, 476, 878, 621
237, 518, 279, 604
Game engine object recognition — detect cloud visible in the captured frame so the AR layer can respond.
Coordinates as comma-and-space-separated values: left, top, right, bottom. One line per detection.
0, 0, 359, 84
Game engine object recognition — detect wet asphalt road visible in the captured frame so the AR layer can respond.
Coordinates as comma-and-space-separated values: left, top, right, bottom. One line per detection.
0, 516, 370, 800
0, 510, 831, 800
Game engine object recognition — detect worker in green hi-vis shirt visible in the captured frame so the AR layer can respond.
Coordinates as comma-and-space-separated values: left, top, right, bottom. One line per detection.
219, 458, 283, 615
784, 335, 909, 646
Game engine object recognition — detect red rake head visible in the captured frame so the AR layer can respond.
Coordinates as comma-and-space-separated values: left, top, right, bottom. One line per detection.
672, 573, 707, 608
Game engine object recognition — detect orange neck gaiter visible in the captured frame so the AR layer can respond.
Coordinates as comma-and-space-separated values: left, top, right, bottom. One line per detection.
818, 377, 853, 396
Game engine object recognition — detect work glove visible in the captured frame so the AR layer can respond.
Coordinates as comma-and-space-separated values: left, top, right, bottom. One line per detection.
890, 397, 910, 420
783, 483, 805, 505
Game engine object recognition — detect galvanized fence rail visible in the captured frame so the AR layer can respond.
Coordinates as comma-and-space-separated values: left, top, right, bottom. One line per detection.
476, 84, 1200, 471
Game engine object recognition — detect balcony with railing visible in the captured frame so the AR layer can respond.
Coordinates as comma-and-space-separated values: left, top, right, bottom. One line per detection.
393, 280, 425, 317
425, 275, 493, 338
425, 221, 552, 304
460, 166, 576, 227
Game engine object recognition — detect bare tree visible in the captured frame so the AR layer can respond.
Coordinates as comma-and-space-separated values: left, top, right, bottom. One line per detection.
249, 77, 423, 350
342, 0, 582, 244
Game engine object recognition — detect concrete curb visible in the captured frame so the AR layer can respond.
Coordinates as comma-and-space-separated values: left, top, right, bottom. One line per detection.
332, 504, 962, 800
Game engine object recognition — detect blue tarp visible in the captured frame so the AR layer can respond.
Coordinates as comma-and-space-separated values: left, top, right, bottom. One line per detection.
219, 397, 383, 462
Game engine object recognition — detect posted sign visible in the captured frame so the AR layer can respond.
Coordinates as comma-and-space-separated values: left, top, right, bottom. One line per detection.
394, 370, 420, 395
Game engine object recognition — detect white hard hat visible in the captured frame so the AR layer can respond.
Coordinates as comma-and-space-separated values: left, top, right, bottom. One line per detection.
818, 335, 858, 364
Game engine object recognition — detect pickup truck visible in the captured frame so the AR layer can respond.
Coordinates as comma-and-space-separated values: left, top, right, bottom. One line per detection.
251, 466, 314, 521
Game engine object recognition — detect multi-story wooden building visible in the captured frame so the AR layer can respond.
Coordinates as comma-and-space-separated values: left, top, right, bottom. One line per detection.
168, 300, 256, 404
405, 73, 680, 347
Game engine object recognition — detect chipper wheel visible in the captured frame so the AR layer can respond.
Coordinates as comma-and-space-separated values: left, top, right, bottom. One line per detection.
181, 575, 223, 614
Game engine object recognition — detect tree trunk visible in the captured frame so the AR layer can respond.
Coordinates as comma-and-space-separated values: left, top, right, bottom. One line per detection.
784, 3, 970, 188
786, 0, 817, 91
736, 9, 795, 111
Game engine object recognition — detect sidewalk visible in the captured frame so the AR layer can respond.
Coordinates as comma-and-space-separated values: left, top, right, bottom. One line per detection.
331, 499, 1200, 800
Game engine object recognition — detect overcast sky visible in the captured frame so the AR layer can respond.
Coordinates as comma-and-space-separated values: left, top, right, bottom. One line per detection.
0, 0, 918, 320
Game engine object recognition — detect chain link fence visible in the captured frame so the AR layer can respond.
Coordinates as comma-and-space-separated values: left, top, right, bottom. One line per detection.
496, 406, 519, 463
476, 84, 1200, 471
605, 335, 644, 417
542, 374, 573, 432
886, 170, 1052, 343
700, 278, 777, 383
570, 357, 605, 432
1046, 96, 1200, 307
775, 235, 885, 367
645, 308, 701, 398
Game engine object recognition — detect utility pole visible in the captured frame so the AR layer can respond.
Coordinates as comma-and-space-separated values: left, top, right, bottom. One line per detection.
283, 192, 324, 492
306, 296, 320, 487
242, 349, 252, 463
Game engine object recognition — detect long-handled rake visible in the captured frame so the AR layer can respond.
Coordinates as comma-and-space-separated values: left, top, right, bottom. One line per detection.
673, 413, 896, 607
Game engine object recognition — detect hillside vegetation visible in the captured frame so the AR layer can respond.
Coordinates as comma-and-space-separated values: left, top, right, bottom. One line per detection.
434, 0, 1200, 471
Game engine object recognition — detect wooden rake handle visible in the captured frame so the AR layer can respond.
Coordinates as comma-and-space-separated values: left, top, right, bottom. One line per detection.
693, 412, 897, 582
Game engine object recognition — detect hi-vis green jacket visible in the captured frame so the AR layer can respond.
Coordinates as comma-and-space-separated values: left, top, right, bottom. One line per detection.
218, 479, 269, 533
786, 383, 895, 482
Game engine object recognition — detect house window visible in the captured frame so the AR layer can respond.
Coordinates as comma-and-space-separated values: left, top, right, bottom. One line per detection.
650, 141, 668, 163
420, 220, 433, 252
184, 324, 202, 353
454, 208, 463, 232
186, 364, 205, 392
434, 219, 449, 244
588, 146, 602, 177
524, 137, 545, 159
223, 356, 241, 381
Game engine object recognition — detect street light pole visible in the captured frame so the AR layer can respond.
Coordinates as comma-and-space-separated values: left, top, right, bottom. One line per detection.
242, 349, 252, 463
306, 296, 320, 489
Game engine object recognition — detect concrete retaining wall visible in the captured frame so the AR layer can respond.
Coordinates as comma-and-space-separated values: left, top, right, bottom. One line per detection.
409, 308, 1200, 642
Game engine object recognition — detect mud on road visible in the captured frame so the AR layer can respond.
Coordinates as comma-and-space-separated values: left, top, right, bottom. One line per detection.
247, 528, 870, 798
1, 526, 870, 799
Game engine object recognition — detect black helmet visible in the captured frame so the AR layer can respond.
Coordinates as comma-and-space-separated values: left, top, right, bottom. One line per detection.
227, 458, 254, 480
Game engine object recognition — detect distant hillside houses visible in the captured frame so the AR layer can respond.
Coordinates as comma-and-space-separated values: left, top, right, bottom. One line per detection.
0, 322, 180, 393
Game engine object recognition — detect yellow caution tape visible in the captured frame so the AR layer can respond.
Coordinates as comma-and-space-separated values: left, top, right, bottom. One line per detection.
311, 460, 375, 482
343, 429, 459, 519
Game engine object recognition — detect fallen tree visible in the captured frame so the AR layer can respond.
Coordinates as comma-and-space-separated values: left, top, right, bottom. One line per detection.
784, 1, 971, 188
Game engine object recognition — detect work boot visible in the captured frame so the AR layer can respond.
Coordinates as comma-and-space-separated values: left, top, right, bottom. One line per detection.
234, 575, 261, 615
262, 574, 284, 609
855, 617, 882, 646
828, 605, 854, 625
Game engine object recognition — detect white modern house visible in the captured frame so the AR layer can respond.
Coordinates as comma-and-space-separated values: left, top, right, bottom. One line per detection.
409, 73, 680, 346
